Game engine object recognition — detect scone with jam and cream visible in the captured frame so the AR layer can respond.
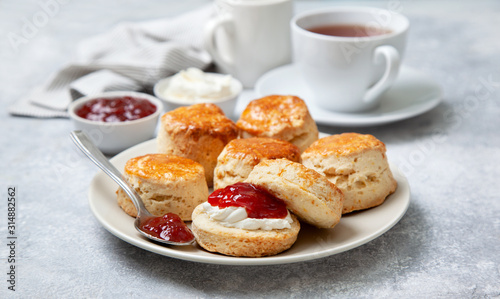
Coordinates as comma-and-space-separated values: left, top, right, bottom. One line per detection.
192, 159, 345, 257
192, 182, 300, 257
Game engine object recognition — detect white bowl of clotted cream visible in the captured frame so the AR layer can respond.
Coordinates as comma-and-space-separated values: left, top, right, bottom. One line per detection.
153, 68, 242, 118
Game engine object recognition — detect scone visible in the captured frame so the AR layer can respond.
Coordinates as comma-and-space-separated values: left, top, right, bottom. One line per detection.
301, 133, 397, 214
213, 137, 301, 190
191, 203, 300, 257
245, 159, 344, 228
157, 103, 239, 187
236, 95, 318, 152
116, 154, 208, 221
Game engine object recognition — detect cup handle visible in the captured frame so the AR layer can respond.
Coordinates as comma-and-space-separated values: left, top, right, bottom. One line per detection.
363, 45, 400, 104
204, 15, 235, 69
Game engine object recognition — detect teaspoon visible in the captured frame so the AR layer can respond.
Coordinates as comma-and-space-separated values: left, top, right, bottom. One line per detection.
70, 130, 195, 246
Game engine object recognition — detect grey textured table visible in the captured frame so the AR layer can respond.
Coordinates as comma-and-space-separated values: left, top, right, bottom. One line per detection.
1, 0, 499, 298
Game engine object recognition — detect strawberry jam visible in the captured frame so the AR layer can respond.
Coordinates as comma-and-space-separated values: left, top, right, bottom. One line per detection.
76, 96, 156, 122
208, 182, 288, 219
140, 213, 194, 243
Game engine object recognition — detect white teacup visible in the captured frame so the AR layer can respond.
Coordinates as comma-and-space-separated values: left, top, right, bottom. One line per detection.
204, 0, 293, 88
291, 7, 409, 112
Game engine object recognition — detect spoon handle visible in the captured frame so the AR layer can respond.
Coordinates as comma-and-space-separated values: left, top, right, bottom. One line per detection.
70, 130, 151, 217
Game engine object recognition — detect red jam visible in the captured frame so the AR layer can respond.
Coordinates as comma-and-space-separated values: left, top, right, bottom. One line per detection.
76, 96, 156, 122
140, 213, 194, 243
208, 182, 288, 219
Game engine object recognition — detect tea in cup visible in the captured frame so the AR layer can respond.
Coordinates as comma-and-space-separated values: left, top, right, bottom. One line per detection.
291, 7, 409, 112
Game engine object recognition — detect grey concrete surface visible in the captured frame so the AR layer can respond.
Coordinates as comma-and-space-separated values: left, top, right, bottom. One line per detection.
1, 0, 499, 298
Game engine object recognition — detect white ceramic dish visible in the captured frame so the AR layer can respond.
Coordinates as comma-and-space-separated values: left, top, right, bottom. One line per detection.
87, 135, 410, 266
68, 91, 163, 154
255, 64, 442, 127
153, 72, 242, 118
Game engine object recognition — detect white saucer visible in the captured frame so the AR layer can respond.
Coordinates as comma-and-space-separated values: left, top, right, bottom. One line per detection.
255, 64, 442, 127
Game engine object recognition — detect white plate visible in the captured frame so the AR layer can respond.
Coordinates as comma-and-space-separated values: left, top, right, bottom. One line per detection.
255, 64, 442, 127
88, 137, 410, 266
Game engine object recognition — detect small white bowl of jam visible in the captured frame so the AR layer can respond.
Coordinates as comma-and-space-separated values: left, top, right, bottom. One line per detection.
154, 68, 242, 118
68, 91, 163, 154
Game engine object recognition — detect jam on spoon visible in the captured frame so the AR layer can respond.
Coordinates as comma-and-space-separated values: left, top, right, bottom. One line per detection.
140, 213, 194, 243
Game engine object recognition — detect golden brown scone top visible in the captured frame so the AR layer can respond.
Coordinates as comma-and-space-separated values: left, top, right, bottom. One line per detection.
124, 154, 204, 182
236, 95, 310, 136
221, 137, 301, 163
161, 103, 238, 144
303, 133, 387, 157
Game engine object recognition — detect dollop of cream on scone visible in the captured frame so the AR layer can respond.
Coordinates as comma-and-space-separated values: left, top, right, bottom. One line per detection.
201, 202, 293, 230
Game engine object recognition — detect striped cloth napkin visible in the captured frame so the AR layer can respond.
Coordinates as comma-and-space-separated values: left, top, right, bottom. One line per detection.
9, 5, 213, 118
